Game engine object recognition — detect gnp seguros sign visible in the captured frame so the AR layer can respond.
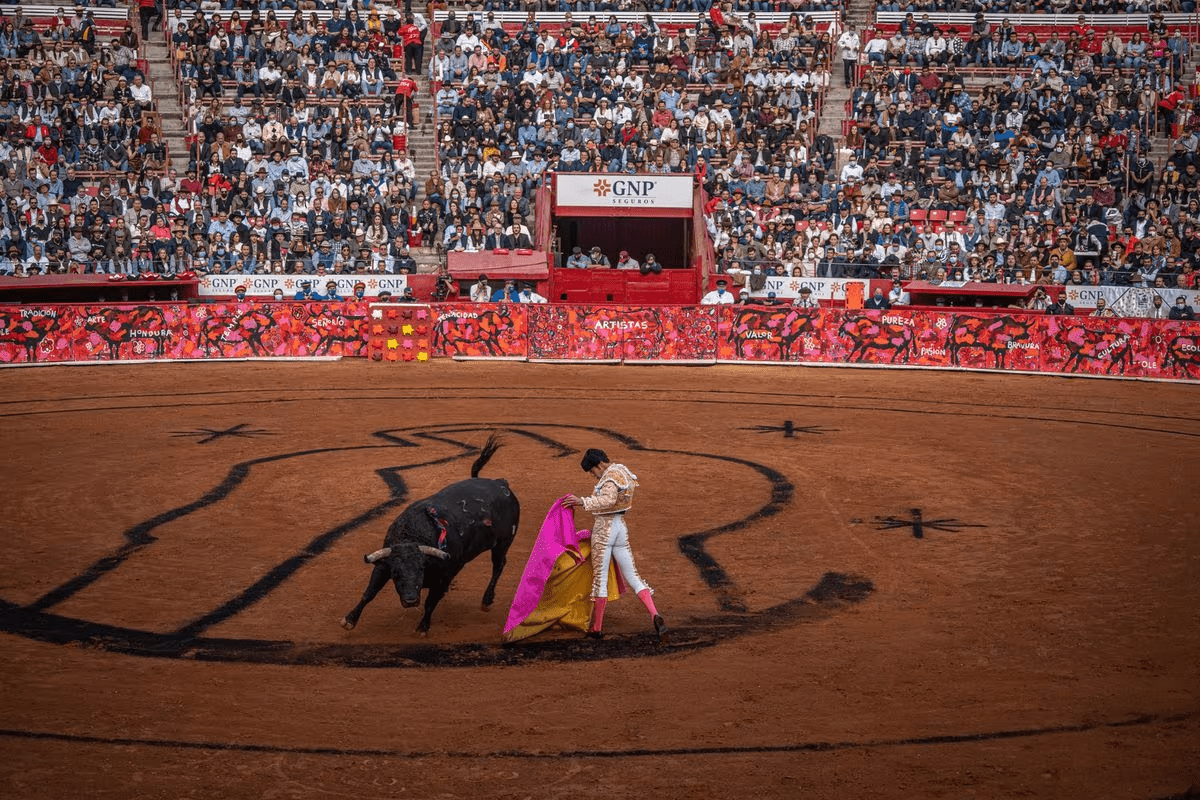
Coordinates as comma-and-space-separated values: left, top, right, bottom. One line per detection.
554, 174, 694, 210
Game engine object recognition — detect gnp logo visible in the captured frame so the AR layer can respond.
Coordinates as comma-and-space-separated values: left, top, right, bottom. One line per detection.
591, 178, 658, 205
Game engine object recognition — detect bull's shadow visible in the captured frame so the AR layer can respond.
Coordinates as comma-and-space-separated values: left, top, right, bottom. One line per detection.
0, 424, 873, 668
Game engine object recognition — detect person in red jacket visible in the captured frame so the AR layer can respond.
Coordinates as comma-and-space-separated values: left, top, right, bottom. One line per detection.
138, 0, 157, 40
25, 118, 50, 143
400, 15, 422, 75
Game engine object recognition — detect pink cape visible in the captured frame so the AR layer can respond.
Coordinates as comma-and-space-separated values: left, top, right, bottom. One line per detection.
503, 497, 592, 636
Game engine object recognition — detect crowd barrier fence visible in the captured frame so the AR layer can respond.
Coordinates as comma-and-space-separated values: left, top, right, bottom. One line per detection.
4, 302, 1197, 381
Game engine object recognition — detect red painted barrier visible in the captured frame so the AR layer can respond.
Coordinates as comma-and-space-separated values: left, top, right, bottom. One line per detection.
526, 306, 718, 361
429, 303, 528, 359
3, 303, 1198, 382
0, 302, 369, 364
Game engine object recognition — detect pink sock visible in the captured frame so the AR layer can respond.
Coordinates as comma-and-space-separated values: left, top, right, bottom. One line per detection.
637, 589, 658, 617
590, 598, 607, 631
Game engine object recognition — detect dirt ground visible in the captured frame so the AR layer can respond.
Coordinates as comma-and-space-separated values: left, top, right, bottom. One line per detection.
0, 361, 1197, 800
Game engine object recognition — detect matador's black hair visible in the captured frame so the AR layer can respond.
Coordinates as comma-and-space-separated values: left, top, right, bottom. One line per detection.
581, 448, 609, 472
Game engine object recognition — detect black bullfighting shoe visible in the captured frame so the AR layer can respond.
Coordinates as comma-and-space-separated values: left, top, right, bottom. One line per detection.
652, 614, 669, 642
585, 630, 605, 640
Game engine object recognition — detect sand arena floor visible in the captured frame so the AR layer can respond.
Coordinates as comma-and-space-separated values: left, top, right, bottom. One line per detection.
0, 361, 1197, 799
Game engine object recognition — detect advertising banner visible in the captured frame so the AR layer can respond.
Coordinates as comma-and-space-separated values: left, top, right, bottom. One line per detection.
527, 305, 718, 361
749, 276, 873, 302
1062, 285, 1200, 313
429, 303, 529, 359
553, 174, 694, 211
199, 273, 408, 298
0, 302, 370, 363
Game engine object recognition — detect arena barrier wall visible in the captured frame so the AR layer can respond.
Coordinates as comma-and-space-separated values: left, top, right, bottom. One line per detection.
365, 303, 431, 362
0, 302, 369, 363
3, 303, 1199, 381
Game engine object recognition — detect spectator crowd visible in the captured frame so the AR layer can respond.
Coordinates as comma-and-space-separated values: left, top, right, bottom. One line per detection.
1, 1, 1199, 315
0, 6, 174, 277
705, 10, 1200, 303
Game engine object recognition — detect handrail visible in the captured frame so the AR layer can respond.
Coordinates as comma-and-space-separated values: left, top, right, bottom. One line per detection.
873, 11, 1199, 27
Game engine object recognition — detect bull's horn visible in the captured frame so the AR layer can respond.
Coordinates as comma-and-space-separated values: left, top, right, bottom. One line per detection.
364, 547, 393, 564
418, 545, 450, 560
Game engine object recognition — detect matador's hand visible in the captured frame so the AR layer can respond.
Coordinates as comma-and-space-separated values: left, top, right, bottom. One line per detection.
562, 494, 582, 509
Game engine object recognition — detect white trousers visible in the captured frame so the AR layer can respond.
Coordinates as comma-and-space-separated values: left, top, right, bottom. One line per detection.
593, 515, 648, 599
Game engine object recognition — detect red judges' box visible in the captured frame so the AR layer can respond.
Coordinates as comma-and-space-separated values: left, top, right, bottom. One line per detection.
366, 304, 431, 363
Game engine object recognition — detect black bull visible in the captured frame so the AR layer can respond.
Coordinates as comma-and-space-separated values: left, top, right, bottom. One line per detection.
341, 436, 520, 634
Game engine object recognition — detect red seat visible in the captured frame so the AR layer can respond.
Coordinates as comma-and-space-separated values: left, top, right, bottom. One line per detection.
947, 210, 967, 223
909, 208, 927, 222
928, 210, 948, 223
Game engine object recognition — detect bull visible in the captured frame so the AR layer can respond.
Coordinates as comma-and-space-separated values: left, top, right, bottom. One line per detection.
341, 434, 520, 635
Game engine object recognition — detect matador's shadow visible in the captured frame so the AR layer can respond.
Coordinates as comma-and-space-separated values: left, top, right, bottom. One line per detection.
0, 424, 873, 668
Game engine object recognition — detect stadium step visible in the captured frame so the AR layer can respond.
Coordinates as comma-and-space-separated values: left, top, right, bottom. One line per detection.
143, 37, 187, 174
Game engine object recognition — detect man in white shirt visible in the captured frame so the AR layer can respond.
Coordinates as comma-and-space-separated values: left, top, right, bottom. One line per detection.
837, 28, 860, 87
517, 283, 547, 303
839, 155, 864, 184
470, 274, 492, 302
701, 279, 736, 304
129, 74, 153, 110
863, 31, 889, 65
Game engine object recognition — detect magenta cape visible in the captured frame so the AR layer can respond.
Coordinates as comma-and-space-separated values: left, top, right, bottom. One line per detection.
503, 497, 592, 637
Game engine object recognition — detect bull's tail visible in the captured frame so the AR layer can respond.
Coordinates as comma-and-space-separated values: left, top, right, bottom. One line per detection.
471, 433, 502, 477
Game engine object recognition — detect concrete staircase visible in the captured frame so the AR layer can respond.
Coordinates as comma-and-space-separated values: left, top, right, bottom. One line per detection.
143, 34, 188, 174
406, 45, 443, 274
819, 3, 871, 163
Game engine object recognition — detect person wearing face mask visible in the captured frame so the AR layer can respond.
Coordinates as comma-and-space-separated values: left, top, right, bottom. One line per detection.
864, 286, 891, 310
701, 278, 735, 304
294, 280, 318, 301
1169, 295, 1196, 320
353, 282, 367, 301
517, 282, 547, 303
234, 284, 248, 301
272, 288, 285, 302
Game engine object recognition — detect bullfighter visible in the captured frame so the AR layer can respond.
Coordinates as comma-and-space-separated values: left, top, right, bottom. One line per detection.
564, 448, 668, 641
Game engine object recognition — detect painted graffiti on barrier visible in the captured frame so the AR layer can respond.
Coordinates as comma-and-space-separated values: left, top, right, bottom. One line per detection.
430, 303, 528, 358
527, 305, 718, 361
1161, 335, 1200, 378
838, 312, 916, 364
0, 307, 61, 362
2, 304, 1199, 380
82, 305, 184, 360
1042, 316, 1148, 376
0, 303, 370, 362
729, 308, 824, 362
946, 315, 1039, 370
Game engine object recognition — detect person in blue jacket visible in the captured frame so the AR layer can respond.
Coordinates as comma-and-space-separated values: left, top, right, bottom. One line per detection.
490, 278, 520, 302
